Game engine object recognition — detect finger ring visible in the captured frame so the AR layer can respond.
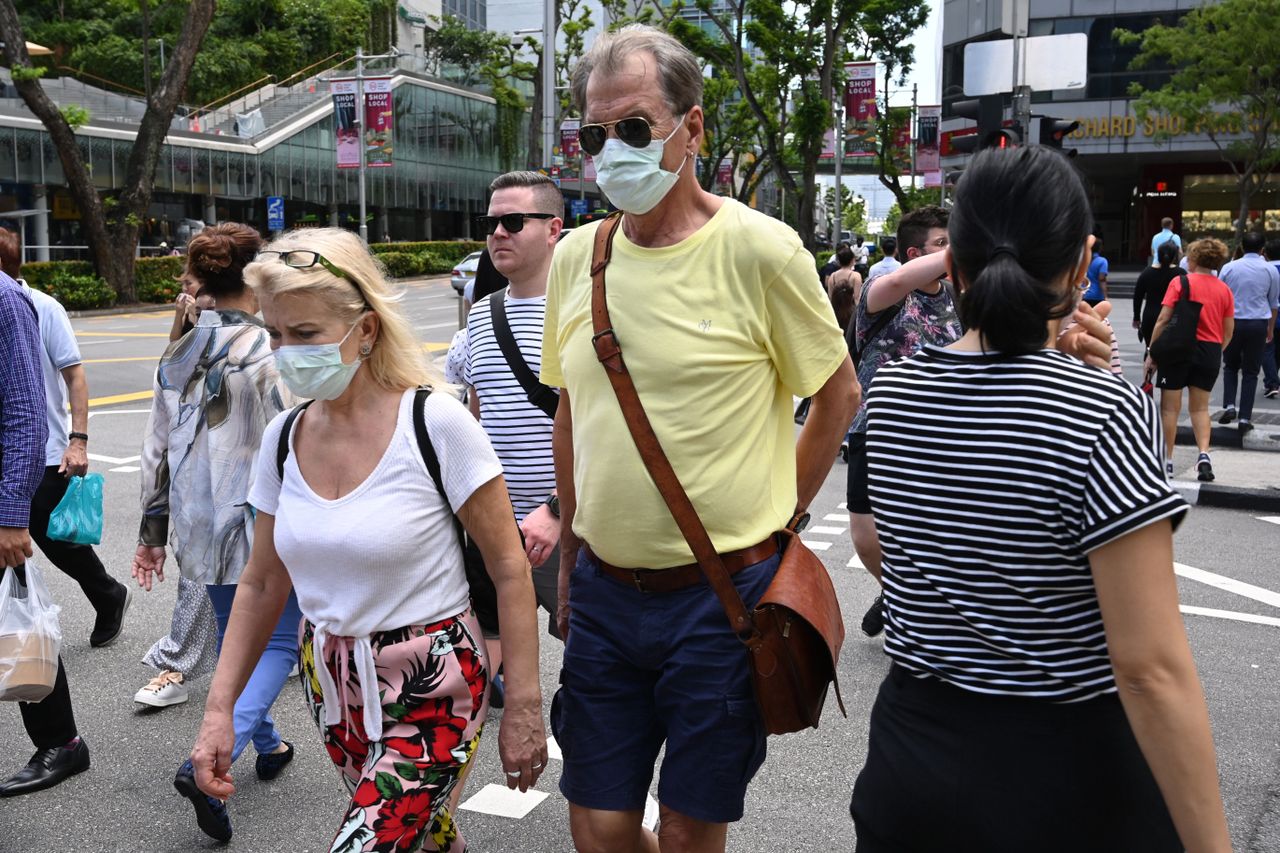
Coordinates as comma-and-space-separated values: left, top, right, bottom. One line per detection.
505, 770, 521, 778
531, 762, 544, 770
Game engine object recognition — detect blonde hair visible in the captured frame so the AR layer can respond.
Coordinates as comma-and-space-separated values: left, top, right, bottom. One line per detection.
1186, 238, 1229, 272
244, 228, 443, 393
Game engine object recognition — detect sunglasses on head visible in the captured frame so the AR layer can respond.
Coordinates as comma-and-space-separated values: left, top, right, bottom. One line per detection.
578, 116, 666, 156
477, 213, 555, 235
257, 249, 370, 307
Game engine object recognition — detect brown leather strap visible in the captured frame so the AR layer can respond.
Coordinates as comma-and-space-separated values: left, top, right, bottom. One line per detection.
589, 213, 759, 643
587, 536, 778, 594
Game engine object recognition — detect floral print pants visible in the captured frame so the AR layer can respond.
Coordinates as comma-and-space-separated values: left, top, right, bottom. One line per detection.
300, 612, 489, 853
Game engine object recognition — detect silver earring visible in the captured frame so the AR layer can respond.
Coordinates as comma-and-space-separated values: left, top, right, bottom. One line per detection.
360, 344, 372, 356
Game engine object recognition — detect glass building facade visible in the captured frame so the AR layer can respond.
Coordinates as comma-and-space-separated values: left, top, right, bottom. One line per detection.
0, 72, 523, 255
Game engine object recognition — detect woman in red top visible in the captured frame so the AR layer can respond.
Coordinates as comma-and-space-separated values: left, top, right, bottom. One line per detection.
1146, 238, 1235, 482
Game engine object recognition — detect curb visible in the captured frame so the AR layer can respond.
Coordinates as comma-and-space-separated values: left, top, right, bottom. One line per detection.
1172, 479, 1280, 513
1175, 425, 1280, 452
67, 303, 173, 319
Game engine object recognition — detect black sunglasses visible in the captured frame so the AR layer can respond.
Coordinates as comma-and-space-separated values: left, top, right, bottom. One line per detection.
578, 116, 660, 156
477, 213, 555, 235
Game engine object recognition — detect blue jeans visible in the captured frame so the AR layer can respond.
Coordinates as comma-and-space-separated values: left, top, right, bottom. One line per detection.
205, 584, 303, 762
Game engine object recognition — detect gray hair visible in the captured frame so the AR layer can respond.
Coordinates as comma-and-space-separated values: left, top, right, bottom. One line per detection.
570, 24, 703, 118
489, 170, 565, 220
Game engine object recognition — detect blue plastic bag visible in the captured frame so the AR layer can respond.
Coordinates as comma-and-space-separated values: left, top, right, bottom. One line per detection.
47, 474, 105, 545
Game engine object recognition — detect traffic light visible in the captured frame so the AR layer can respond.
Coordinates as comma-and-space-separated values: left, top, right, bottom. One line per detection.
950, 95, 1020, 154
1037, 117, 1080, 156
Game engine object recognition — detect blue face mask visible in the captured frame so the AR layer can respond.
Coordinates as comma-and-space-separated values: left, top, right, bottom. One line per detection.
593, 114, 689, 215
273, 317, 365, 401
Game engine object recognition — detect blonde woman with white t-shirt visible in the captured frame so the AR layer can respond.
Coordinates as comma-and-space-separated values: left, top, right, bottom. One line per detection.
187, 228, 546, 853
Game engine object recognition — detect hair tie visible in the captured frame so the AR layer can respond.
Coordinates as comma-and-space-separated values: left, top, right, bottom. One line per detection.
989, 245, 1020, 263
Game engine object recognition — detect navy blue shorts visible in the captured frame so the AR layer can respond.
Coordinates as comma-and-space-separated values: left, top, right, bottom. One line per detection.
552, 546, 777, 823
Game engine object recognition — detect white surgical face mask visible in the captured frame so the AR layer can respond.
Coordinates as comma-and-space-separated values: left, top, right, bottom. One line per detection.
592, 114, 689, 215
273, 317, 365, 401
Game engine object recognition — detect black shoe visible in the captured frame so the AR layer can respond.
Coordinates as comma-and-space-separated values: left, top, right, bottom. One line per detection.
0, 738, 90, 797
1239, 420, 1254, 434
1196, 453, 1215, 483
90, 582, 132, 648
174, 759, 232, 842
255, 741, 294, 781
1219, 407, 1237, 424
860, 594, 886, 638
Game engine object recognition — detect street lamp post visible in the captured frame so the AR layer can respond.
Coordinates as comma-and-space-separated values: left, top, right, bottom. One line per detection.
333, 46, 402, 244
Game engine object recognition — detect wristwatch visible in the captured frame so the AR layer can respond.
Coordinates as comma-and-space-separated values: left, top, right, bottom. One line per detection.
544, 494, 560, 518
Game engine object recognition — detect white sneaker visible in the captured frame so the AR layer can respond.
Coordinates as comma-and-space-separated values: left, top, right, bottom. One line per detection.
134, 670, 189, 707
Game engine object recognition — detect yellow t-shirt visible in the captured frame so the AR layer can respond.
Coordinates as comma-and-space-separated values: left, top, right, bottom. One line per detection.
541, 199, 847, 569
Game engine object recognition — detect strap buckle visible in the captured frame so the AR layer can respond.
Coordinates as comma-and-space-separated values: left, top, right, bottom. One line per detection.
592, 328, 624, 372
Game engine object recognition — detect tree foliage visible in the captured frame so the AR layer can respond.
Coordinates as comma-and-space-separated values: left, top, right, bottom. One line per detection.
823, 184, 867, 236
17, 0, 393, 107
1120, 0, 1280, 248
882, 185, 940, 237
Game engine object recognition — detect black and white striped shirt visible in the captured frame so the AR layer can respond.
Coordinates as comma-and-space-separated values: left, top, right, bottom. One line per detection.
866, 346, 1187, 702
464, 292, 556, 522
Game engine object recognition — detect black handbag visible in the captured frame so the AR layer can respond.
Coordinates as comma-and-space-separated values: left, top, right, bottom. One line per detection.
1148, 271, 1201, 368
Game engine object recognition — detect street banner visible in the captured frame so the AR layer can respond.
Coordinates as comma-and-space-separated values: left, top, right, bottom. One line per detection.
820, 128, 836, 160
924, 170, 942, 188
716, 157, 733, 190
891, 108, 912, 173
561, 119, 581, 182
364, 78, 394, 168
844, 62, 878, 158
916, 105, 941, 173
331, 81, 359, 169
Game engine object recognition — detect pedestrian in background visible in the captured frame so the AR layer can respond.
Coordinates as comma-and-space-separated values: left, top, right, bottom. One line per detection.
190, 227, 546, 853
1134, 240, 1182, 346
1147, 238, 1235, 483
826, 244, 862, 332
852, 145, 1230, 853
132, 223, 301, 842
0, 229, 131, 649
863, 235, 900, 285
1150, 216, 1182, 266
1082, 236, 1108, 306
0, 269, 90, 797
1216, 231, 1279, 432
544, 25, 856, 852
1263, 237, 1280, 398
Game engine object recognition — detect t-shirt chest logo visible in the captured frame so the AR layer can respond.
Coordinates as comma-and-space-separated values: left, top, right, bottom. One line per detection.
698, 319, 712, 333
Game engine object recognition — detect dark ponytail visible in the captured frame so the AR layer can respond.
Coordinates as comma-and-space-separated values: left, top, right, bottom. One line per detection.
950, 147, 1092, 355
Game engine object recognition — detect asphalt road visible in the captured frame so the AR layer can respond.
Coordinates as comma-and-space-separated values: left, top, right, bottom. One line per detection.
0, 279, 1277, 852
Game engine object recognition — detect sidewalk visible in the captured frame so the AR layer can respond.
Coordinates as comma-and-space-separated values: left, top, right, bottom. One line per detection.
1109, 292, 1280, 511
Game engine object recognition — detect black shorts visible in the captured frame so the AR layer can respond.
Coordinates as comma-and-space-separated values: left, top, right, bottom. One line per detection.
1156, 340, 1222, 392
845, 432, 871, 515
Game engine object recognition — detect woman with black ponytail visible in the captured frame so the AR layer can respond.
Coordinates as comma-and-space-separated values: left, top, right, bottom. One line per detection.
849, 146, 1230, 853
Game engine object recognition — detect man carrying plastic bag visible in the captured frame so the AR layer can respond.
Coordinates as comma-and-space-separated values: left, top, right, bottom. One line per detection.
0, 268, 88, 797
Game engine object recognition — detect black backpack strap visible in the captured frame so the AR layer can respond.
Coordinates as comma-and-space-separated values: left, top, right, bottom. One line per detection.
411, 387, 469, 544
849, 302, 902, 369
275, 400, 315, 481
488, 288, 559, 420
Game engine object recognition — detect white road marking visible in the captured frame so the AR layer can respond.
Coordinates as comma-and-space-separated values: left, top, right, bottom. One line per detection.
546, 736, 562, 761
643, 795, 659, 831
1180, 605, 1280, 628
88, 409, 152, 417
802, 540, 832, 551
823, 513, 848, 522
837, 502, 847, 510
809, 525, 847, 536
75, 338, 124, 346
1175, 563, 1280, 610
109, 466, 140, 473
458, 783, 549, 818
89, 453, 141, 465
1257, 516, 1280, 526
417, 320, 463, 330
847, 555, 866, 569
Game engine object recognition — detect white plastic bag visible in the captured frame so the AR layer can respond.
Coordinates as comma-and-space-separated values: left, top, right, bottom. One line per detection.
0, 560, 62, 702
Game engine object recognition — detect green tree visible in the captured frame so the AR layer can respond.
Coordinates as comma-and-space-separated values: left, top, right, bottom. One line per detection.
823, 184, 867, 236
1120, 0, 1280, 249
882, 185, 940, 237
0, 0, 217, 301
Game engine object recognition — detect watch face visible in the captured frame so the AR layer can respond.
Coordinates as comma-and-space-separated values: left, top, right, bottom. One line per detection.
547, 495, 560, 517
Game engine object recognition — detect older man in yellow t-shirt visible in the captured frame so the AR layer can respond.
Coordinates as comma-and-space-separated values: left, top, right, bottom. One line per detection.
540, 25, 858, 853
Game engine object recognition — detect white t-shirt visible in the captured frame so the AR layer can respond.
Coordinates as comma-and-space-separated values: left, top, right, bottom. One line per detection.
248, 388, 502, 638
865, 256, 901, 285
23, 283, 81, 466
464, 292, 556, 521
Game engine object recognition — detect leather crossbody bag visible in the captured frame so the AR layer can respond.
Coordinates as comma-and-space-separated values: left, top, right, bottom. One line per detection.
587, 213, 846, 735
